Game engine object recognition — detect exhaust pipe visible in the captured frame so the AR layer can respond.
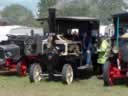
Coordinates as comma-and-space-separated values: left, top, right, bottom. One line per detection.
48, 8, 56, 33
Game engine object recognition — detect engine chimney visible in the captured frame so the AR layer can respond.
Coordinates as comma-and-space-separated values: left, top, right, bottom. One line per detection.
48, 8, 56, 33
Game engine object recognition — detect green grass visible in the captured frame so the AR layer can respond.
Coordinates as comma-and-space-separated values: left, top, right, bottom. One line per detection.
0, 75, 128, 96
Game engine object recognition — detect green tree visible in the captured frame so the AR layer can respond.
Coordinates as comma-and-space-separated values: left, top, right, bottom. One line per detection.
57, 0, 90, 16
38, 0, 128, 26
97, 0, 128, 24
38, 0, 57, 17
38, 0, 57, 31
1, 4, 39, 26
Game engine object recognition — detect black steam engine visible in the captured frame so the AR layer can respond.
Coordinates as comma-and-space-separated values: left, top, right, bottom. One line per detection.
28, 8, 100, 84
0, 34, 43, 76
0, 8, 99, 85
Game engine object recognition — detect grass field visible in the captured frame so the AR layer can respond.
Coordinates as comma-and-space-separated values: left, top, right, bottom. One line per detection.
0, 73, 128, 96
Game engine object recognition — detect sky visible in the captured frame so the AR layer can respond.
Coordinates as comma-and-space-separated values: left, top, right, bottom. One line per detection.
0, 0, 40, 16
0, 0, 128, 16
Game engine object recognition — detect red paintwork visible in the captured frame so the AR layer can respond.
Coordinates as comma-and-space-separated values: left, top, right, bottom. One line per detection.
18, 59, 27, 76
5, 58, 17, 70
19, 55, 39, 76
27, 55, 39, 60
108, 53, 128, 85
0, 55, 39, 76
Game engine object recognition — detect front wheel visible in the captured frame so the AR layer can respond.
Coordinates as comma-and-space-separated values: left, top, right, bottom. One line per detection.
62, 64, 74, 85
29, 63, 42, 83
103, 61, 114, 86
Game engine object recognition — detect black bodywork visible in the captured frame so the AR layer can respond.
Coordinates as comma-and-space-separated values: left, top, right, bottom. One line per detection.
112, 12, 128, 62
7, 35, 43, 56
0, 44, 20, 65
37, 8, 100, 74
113, 12, 128, 38
0, 34, 44, 73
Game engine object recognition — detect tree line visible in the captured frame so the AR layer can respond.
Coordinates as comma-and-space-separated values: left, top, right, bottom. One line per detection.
38, 0, 128, 24
0, 0, 128, 27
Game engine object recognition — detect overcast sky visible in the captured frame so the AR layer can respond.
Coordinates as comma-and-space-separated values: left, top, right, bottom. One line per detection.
0, 0, 128, 16
0, 0, 40, 16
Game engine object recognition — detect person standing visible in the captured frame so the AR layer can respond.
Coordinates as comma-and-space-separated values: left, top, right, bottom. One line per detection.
45, 35, 56, 80
83, 32, 92, 68
97, 37, 111, 78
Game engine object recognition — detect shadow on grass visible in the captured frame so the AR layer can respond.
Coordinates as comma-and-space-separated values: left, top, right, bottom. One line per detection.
112, 79, 128, 86
43, 69, 128, 86
43, 69, 94, 83
76, 69, 94, 79
0, 71, 17, 77
103, 78, 128, 87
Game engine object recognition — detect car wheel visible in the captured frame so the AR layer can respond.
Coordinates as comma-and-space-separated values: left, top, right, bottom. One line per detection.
62, 64, 73, 85
29, 63, 42, 83
103, 61, 115, 86
16, 61, 27, 76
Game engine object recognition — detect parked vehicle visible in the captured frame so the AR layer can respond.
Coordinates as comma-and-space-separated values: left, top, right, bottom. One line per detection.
103, 12, 128, 86
28, 8, 100, 84
0, 31, 44, 76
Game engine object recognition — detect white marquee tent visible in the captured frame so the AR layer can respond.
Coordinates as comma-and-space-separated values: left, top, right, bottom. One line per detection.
0, 25, 44, 42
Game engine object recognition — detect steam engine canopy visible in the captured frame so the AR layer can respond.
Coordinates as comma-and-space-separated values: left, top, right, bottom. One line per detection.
119, 39, 128, 62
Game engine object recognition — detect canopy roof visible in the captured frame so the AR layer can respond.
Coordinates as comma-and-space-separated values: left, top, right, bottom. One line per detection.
38, 16, 98, 22
113, 12, 128, 21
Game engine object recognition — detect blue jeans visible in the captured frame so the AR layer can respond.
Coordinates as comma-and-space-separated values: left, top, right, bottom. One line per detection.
83, 49, 91, 65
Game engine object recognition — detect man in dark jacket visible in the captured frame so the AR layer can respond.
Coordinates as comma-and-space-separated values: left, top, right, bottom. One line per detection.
83, 32, 92, 68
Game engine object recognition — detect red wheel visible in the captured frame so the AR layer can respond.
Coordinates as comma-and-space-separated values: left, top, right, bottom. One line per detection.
103, 61, 119, 86
16, 61, 27, 76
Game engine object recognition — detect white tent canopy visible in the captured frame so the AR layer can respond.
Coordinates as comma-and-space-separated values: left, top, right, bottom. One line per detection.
0, 25, 22, 41
99, 25, 107, 36
0, 25, 44, 42
100, 24, 114, 37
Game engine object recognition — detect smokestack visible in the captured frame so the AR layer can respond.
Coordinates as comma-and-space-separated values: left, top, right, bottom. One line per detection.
48, 8, 56, 33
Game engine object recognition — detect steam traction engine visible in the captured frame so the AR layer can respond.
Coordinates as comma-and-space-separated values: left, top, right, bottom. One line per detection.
28, 8, 99, 84
103, 12, 128, 86
0, 34, 43, 76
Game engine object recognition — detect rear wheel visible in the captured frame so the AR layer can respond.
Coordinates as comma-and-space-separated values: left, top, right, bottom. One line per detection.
62, 64, 73, 85
29, 63, 42, 83
16, 61, 27, 76
103, 61, 115, 86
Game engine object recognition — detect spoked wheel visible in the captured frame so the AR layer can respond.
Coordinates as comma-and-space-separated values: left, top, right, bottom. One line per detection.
16, 61, 27, 76
103, 61, 117, 86
29, 63, 42, 83
62, 64, 74, 85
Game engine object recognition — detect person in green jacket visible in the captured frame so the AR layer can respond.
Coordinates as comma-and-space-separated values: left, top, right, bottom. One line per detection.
97, 37, 111, 77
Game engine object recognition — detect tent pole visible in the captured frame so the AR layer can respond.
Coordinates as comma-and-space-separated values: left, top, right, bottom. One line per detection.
116, 16, 120, 47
